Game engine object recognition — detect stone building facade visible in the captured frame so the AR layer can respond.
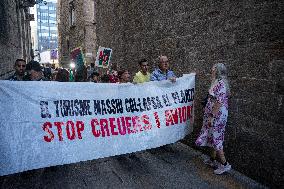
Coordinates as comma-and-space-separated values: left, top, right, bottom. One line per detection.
0, 0, 33, 79
57, 0, 96, 67
94, 0, 283, 188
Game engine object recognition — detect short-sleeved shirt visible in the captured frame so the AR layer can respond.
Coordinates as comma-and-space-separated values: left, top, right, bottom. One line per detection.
150, 68, 176, 81
133, 71, 150, 83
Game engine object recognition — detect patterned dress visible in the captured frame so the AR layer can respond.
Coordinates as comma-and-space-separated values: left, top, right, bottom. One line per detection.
196, 79, 229, 150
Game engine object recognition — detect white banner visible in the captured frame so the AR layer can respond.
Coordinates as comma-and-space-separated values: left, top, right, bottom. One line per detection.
0, 74, 195, 176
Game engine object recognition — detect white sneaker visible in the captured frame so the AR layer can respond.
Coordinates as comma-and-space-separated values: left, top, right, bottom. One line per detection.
214, 163, 231, 175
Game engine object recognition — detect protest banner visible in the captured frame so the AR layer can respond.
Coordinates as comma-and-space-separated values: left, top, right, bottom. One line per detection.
95, 47, 113, 68
0, 74, 195, 176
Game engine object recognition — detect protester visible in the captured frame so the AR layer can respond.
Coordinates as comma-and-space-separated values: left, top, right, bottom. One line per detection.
55, 68, 69, 82
195, 63, 231, 175
43, 63, 53, 80
100, 74, 110, 83
69, 68, 75, 82
118, 69, 131, 83
51, 68, 58, 81
150, 55, 176, 82
109, 63, 119, 83
133, 58, 150, 84
75, 65, 88, 82
86, 64, 94, 79
25, 60, 36, 80
8, 59, 27, 81
28, 61, 47, 81
88, 71, 100, 83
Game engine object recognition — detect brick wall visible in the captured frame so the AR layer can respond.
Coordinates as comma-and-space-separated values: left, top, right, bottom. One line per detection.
0, 0, 32, 79
95, 0, 284, 187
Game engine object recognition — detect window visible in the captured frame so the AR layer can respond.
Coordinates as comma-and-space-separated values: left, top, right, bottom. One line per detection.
50, 20, 56, 24
40, 5, 48, 10
67, 38, 70, 51
69, 2, 75, 27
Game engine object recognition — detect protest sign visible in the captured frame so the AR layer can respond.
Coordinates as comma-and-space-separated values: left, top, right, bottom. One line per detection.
95, 47, 112, 68
70, 47, 85, 67
0, 74, 195, 176
50, 49, 58, 60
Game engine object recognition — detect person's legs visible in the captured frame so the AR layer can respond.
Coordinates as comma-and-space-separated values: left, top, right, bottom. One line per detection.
204, 148, 219, 168
217, 149, 226, 164
214, 149, 231, 174
210, 148, 217, 161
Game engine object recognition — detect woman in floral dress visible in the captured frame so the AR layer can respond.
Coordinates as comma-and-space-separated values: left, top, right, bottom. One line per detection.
196, 63, 231, 175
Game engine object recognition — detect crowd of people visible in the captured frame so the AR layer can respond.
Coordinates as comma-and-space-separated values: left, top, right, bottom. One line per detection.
6, 56, 231, 175
8, 55, 176, 84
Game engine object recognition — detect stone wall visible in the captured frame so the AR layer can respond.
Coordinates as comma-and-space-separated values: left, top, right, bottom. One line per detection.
95, 0, 284, 187
58, 0, 96, 67
0, 0, 32, 79
83, 0, 96, 64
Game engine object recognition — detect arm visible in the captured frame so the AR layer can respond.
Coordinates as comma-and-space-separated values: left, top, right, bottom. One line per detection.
210, 80, 226, 118
207, 99, 221, 127
212, 101, 222, 116
168, 71, 176, 82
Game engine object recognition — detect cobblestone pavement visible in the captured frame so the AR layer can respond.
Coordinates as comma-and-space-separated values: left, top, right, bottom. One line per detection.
0, 143, 266, 189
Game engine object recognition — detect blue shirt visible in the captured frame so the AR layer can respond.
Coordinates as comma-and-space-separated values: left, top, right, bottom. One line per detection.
150, 68, 176, 81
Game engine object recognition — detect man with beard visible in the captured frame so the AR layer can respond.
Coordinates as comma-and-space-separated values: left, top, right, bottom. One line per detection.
8, 59, 27, 81
133, 59, 150, 84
